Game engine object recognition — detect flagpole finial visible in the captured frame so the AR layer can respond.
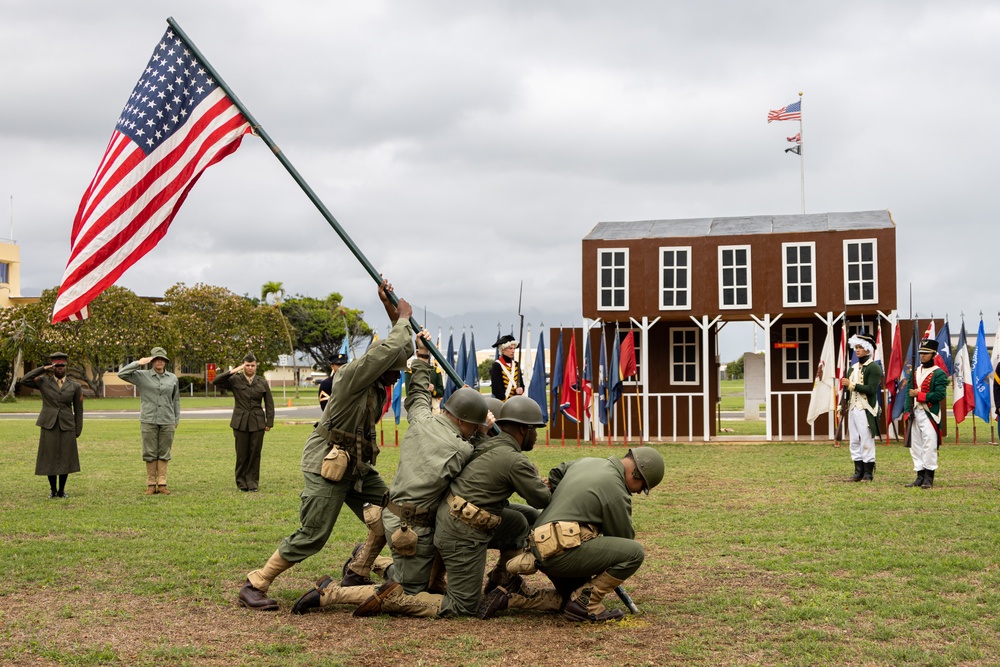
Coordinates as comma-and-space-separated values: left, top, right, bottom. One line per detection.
798, 91, 803, 97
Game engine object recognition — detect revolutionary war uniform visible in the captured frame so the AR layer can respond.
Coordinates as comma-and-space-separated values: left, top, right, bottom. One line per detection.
317, 353, 348, 412
903, 339, 948, 489
490, 334, 524, 401
844, 331, 883, 482
212, 353, 275, 492
18, 352, 83, 498
239, 316, 413, 611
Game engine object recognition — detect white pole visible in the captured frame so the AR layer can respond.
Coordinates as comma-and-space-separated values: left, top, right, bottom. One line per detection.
798, 91, 805, 214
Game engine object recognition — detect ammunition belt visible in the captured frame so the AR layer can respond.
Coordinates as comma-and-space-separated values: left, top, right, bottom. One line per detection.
385, 499, 435, 528
446, 493, 502, 532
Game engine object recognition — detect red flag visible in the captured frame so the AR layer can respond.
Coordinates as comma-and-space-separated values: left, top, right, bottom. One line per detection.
885, 321, 903, 421
381, 384, 393, 418
559, 335, 583, 423
619, 330, 637, 379
953, 322, 975, 424
52, 27, 252, 322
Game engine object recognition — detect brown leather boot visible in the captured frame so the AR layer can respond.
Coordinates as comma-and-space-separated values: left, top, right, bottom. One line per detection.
564, 572, 626, 622
238, 580, 279, 611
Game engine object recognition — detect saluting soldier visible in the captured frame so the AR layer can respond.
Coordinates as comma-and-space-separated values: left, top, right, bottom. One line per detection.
490, 334, 524, 401
18, 352, 84, 499
238, 280, 414, 611
212, 352, 275, 492
904, 339, 948, 489
840, 330, 883, 482
317, 353, 348, 412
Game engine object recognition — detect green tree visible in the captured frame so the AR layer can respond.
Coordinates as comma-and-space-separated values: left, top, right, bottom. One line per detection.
478, 357, 493, 382
726, 356, 745, 380
282, 293, 371, 370
261, 281, 298, 398
164, 283, 287, 373
0, 313, 39, 402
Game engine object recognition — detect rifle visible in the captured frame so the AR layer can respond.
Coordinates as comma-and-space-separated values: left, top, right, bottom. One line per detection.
616, 586, 640, 614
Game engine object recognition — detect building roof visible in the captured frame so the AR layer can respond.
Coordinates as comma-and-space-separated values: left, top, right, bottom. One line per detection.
584, 210, 894, 240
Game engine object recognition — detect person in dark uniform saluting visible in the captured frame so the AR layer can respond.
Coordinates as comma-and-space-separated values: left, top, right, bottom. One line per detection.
212, 352, 275, 492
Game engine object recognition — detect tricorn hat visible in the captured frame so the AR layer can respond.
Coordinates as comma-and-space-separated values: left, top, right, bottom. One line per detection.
149, 347, 170, 363
848, 329, 877, 353
918, 339, 940, 354
492, 334, 517, 349
329, 353, 349, 366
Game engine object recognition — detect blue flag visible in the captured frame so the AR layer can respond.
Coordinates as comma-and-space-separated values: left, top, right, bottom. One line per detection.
551, 331, 564, 416
464, 330, 479, 388
609, 326, 623, 407
581, 328, 594, 421
443, 331, 456, 403
456, 332, 468, 386
973, 317, 992, 422
935, 320, 954, 375
391, 374, 404, 425
892, 330, 919, 421
527, 331, 548, 423
598, 327, 609, 425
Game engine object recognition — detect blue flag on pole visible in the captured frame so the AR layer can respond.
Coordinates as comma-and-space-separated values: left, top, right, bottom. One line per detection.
973, 317, 992, 422
609, 325, 623, 407
551, 331, 564, 417
581, 328, 594, 421
464, 330, 479, 388
456, 332, 468, 386
391, 375, 404, 425
598, 326, 609, 424
443, 331, 456, 403
527, 331, 548, 423
935, 320, 953, 375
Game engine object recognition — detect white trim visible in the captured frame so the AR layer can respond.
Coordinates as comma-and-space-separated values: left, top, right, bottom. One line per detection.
658, 246, 692, 311
780, 323, 813, 384
718, 244, 752, 310
781, 241, 817, 308
843, 238, 879, 305
597, 247, 629, 311
670, 326, 699, 386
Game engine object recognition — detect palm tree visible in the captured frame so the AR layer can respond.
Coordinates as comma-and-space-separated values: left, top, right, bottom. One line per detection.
261, 281, 298, 398
1, 316, 38, 402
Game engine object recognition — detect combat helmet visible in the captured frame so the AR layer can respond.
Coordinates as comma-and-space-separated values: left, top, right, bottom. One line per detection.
497, 395, 546, 427
628, 447, 665, 494
444, 387, 489, 425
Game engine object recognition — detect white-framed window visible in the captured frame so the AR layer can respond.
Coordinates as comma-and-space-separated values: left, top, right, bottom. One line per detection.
782, 242, 816, 307
718, 245, 752, 309
659, 246, 691, 311
597, 248, 629, 311
844, 239, 878, 304
781, 324, 812, 383
670, 327, 699, 385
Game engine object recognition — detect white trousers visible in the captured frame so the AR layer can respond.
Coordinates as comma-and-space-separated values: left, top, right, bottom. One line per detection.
848, 409, 876, 463
909, 408, 939, 471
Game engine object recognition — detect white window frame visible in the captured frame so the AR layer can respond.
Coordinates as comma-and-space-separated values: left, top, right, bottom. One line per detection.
718, 245, 752, 310
781, 324, 813, 384
659, 246, 692, 311
597, 248, 629, 311
669, 327, 699, 386
843, 238, 879, 305
781, 242, 816, 308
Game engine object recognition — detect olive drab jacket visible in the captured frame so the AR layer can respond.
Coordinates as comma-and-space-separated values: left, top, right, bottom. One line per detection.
537, 457, 635, 540
117, 361, 180, 426
19, 366, 84, 436
212, 368, 275, 432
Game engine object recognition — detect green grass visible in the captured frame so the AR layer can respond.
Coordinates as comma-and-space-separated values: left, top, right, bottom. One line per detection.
3, 416, 1000, 665
0, 394, 322, 412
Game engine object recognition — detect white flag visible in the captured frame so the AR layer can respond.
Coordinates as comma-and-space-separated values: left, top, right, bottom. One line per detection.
807, 331, 837, 425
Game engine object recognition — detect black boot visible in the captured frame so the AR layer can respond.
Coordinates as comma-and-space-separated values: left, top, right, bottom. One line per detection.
905, 470, 925, 488
862, 461, 874, 482
921, 469, 935, 489
848, 460, 864, 482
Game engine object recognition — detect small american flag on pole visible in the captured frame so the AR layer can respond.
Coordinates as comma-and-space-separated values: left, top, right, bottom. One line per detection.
52, 27, 252, 323
786, 133, 801, 143
767, 100, 801, 123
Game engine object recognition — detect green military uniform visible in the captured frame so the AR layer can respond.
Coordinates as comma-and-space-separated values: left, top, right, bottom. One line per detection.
383, 359, 475, 594
212, 365, 275, 492
248, 318, 413, 580
118, 358, 180, 461
533, 457, 644, 597
849, 358, 883, 439
19, 365, 84, 477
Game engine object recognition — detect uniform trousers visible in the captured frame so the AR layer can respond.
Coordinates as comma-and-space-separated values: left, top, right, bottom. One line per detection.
848, 409, 876, 463
277, 470, 388, 563
538, 535, 645, 599
909, 408, 939, 471
383, 511, 437, 595
234, 429, 265, 491
140, 423, 174, 461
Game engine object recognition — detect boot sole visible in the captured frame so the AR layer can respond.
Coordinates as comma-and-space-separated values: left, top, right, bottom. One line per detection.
238, 599, 279, 611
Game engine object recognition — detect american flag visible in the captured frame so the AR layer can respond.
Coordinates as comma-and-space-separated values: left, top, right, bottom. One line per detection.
767, 100, 801, 123
52, 27, 252, 323
786, 133, 801, 143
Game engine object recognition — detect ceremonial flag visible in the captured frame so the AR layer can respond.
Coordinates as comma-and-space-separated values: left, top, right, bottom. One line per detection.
442, 331, 456, 403
835, 324, 848, 413
806, 329, 837, 426
620, 330, 637, 379
52, 27, 252, 323
609, 327, 623, 407
992, 315, 1000, 421
934, 320, 953, 375
786, 133, 801, 143
527, 331, 548, 423
551, 331, 564, 414
464, 330, 479, 389
390, 374, 404, 425
923, 321, 936, 340
784, 144, 802, 155
767, 100, 801, 122
953, 320, 974, 424
581, 330, 594, 420
559, 335, 582, 423
339, 325, 353, 362
973, 318, 992, 422
873, 325, 885, 370
455, 332, 467, 387
597, 327, 609, 425
885, 321, 903, 422
892, 328, 918, 422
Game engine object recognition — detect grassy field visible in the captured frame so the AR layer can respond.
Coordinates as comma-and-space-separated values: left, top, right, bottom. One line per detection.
3, 411, 1000, 665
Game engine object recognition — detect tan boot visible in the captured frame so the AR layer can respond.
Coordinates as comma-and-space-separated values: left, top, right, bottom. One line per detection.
156, 460, 170, 495
342, 504, 386, 584
145, 461, 157, 495
371, 556, 393, 578
564, 572, 626, 622
354, 580, 443, 618
246, 550, 295, 592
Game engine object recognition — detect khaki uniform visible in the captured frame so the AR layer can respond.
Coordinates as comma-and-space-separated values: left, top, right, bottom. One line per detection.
117, 361, 180, 461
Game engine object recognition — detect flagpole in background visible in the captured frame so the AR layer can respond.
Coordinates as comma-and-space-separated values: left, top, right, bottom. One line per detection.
797, 91, 805, 213
165, 18, 467, 390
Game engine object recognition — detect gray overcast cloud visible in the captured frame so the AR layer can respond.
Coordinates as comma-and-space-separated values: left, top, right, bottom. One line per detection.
2, 1, 998, 357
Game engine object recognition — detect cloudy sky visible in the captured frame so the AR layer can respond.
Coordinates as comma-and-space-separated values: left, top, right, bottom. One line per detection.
2, 1, 998, 359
